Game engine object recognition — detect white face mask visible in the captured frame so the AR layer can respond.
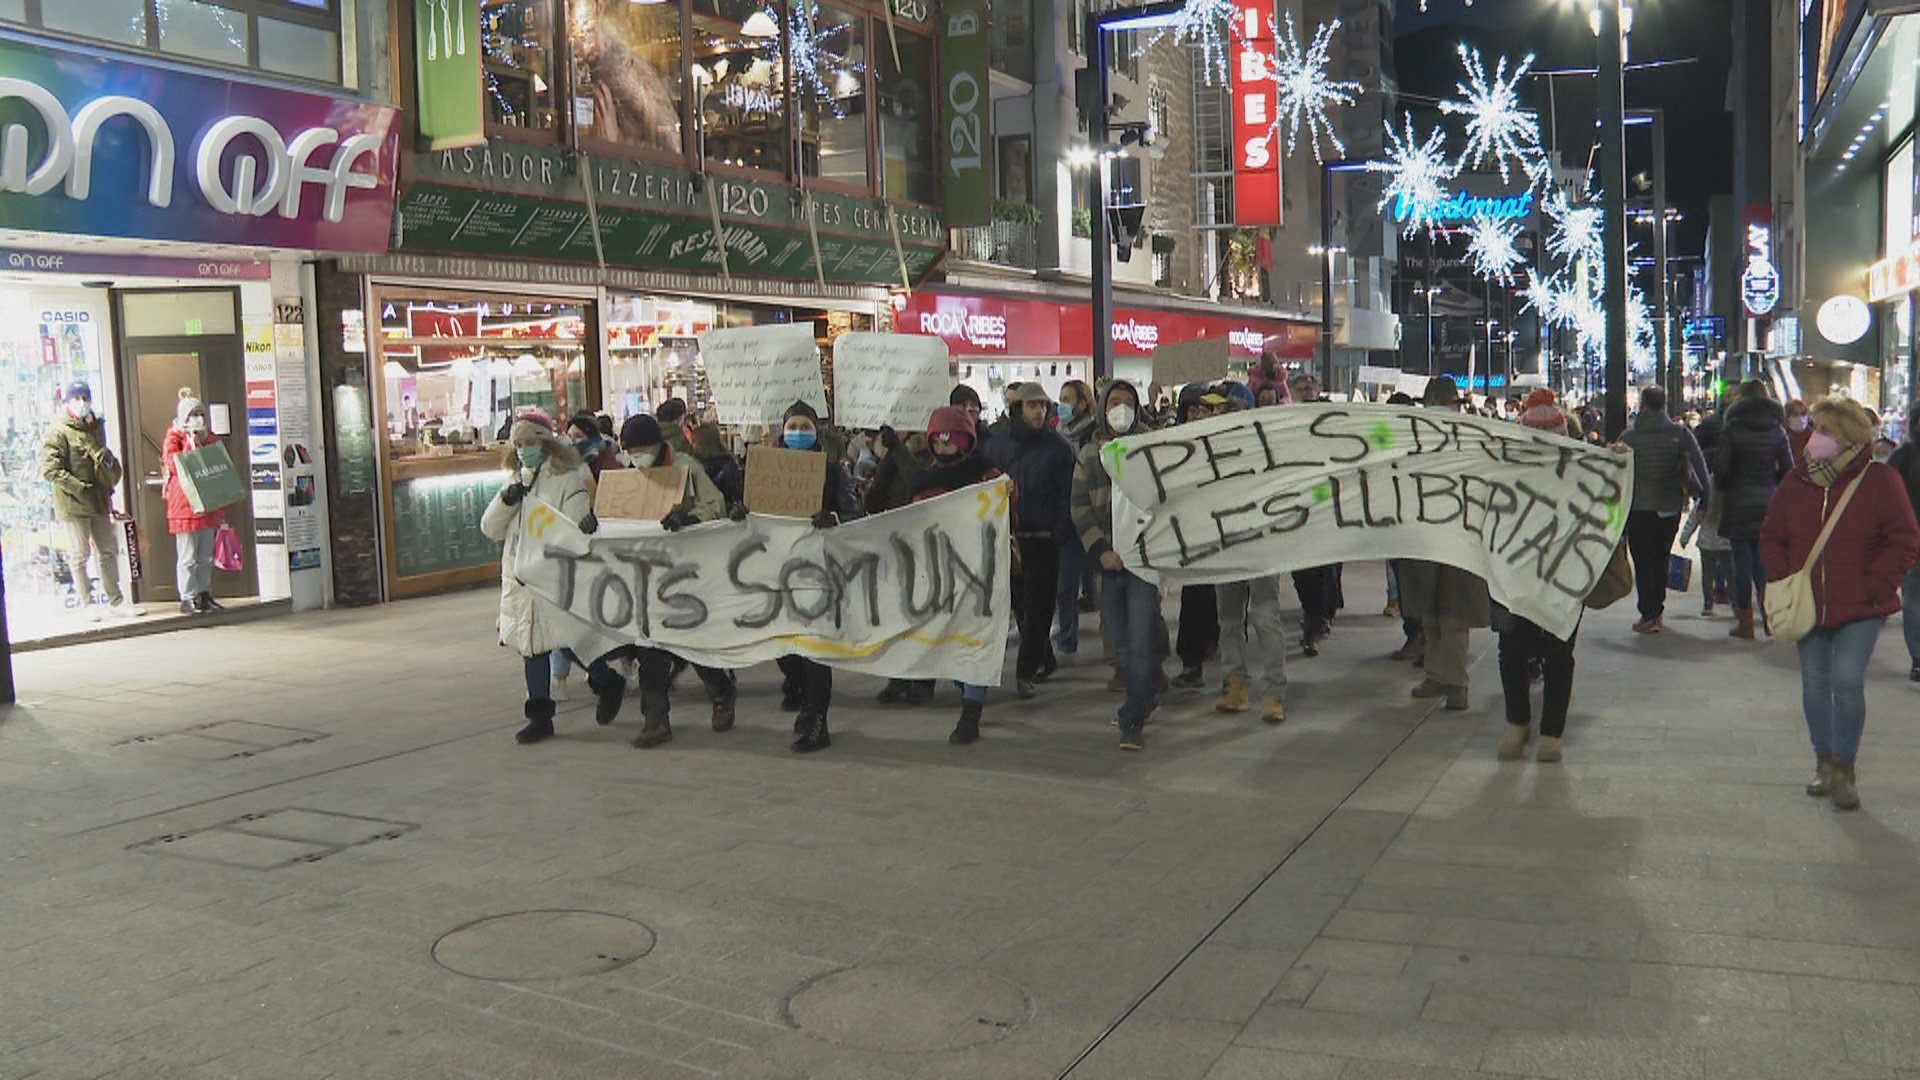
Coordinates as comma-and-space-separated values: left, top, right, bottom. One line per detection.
185, 416, 207, 433
627, 450, 658, 468
66, 400, 92, 420
1106, 404, 1135, 432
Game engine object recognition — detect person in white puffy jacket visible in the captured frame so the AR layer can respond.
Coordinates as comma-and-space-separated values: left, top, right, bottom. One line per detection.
480, 410, 625, 744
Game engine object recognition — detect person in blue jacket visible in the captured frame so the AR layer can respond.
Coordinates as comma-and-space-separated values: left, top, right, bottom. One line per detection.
984, 382, 1080, 698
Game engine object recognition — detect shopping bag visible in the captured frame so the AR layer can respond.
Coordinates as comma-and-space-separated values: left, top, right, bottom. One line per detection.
1666, 553, 1692, 593
213, 524, 243, 573
175, 441, 247, 513
1583, 542, 1633, 610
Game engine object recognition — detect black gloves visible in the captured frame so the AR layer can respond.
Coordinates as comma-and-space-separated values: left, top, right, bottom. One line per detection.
501, 482, 528, 506
811, 510, 840, 530
579, 511, 599, 535
727, 501, 748, 522
661, 509, 698, 531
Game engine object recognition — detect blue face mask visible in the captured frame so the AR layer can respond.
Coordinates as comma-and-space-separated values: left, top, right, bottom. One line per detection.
1055, 402, 1075, 422
783, 430, 817, 451
516, 445, 544, 470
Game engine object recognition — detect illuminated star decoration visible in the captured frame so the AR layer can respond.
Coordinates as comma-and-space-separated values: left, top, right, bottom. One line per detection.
1521, 269, 1572, 327
1544, 190, 1604, 267
1267, 13, 1362, 162
1465, 214, 1524, 284
786, 2, 864, 118
1368, 112, 1458, 237
1438, 45, 1543, 184
1147, 0, 1243, 87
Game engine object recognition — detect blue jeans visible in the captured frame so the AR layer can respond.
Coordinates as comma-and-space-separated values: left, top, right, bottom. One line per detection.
1385, 562, 1400, 603
1730, 540, 1764, 612
1798, 618, 1883, 763
1056, 536, 1089, 653
1700, 549, 1732, 606
1903, 568, 1920, 663
524, 651, 614, 701
1100, 568, 1160, 733
954, 682, 986, 704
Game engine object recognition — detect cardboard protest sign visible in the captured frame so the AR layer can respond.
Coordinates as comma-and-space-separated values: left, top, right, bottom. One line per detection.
1151, 337, 1229, 387
698, 324, 827, 426
744, 445, 827, 517
513, 480, 1015, 684
832, 332, 951, 430
595, 465, 688, 522
1101, 402, 1634, 640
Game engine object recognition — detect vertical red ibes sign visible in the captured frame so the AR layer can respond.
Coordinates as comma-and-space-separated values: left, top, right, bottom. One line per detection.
1231, 0, 1282, 227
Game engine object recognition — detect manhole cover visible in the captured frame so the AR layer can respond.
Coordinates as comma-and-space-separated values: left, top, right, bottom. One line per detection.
431, 910, 656, 981
786, 964, 1031, 1052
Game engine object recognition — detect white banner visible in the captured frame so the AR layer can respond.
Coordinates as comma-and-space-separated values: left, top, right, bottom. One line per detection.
698, 324, 829, 426
832, 332, 951, 430
513, 480, 1014, 684
1103, 403, 1633, 639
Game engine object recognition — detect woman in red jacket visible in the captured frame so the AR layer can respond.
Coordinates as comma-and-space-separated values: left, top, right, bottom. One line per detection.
161, 389, 226, 615
1760, 397, 1920, 810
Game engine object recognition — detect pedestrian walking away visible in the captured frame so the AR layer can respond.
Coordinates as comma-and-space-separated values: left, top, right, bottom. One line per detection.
1714, 380, 1795, 639
1887, 402, 1920, 682
1619, 385, 1710, 635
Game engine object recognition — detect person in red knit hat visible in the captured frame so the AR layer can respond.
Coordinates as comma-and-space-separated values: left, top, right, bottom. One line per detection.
1493, 390, 1581, 763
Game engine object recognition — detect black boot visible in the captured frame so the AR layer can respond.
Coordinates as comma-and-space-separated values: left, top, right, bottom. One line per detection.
589, 668, 626, 726
904, 680, 935, 706
949, 701, 982, 745
515, 698, 556, 744
791, 712, 831, 753
196, 591, 224, 612
876, 679, 909, 705
781, 683, 804, 711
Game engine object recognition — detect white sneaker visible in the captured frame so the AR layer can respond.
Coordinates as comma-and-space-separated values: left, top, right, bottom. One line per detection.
85, 604, 103, 623
104, 600, 144, 619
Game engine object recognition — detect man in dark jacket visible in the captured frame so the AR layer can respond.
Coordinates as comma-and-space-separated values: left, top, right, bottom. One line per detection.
42, 380, 140, 619
1070, 379, 1161, 749
1888, 402, 1920, 680
1713, 379, 1795, 639
985, 382, 1078, 697
1619, 385, 1710, 633
1398, 377, 1487, 711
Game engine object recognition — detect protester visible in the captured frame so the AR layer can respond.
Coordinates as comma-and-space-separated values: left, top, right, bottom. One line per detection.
911, 406, 1008, 744
750, 400, 863, 752
1496, 393, 1583, 762
1057, 379, 1098, 448
1888, 402, 1920, 682
41, 380, 140, 620
1071, 379, 1161, 749
866, 424, 937, 708
1714, 380, 1795, 639
1619, 385, 1709, 634
686, 419, 746, 507
1287, 373, 1343, 656
985, 383, 1077, 698
950, 384, 984, 431
1760, 397, 1920, 810
567, 411, 621, 480
1211, 390, 1289, 724
481, 410, 624, 745
160, 389, 225, 615
654, 398, 694, 459
1171, 385, 1222, 686
1053, 378, 1100, 655
1384, 392, 1423, 662
613, 416, 738, 749
1398, 377, 1488, 710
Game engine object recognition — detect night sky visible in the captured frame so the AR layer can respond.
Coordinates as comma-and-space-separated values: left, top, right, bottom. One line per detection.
1391, 0, 1736, 258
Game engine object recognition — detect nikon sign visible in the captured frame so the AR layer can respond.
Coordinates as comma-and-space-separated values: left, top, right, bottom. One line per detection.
939, 0, 992, 227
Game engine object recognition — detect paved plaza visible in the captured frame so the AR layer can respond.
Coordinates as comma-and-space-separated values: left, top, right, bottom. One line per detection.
4, 563, 1920, 1080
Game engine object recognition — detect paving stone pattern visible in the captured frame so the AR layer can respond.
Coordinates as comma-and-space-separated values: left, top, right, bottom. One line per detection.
3, 564, 1920, 1079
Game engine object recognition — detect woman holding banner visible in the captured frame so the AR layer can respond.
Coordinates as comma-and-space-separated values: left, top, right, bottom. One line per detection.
1495, 392, 1584, 763
161, 389, 226, 615
481, 410, 625, 745
911, 405, 1008, 745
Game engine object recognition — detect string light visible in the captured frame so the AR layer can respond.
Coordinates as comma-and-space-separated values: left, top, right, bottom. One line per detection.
1438, 44, 1544, 184
1145, 0, 1242, 87
1368, 112, 1458, 237
1267, 13, 1361, 162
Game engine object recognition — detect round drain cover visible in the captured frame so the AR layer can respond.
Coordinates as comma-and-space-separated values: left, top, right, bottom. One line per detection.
431, 910, 656, 981
786, 964, 1031, 1052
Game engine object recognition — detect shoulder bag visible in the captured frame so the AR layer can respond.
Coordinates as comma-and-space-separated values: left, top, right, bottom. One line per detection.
1764, 471, 1866, 643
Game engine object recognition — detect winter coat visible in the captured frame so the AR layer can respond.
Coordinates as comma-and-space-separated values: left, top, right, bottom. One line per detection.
1621, 410, 1710, 515
864, 434, 927, 513
1070, 381, 1148, 562
161, 426, 226, 534
1061, 411, 1098, 450
1712, 397, 1794, 543
41, 414, 121, 521
745, 444, 862, 521
1888, 440, 1920, 560
576, 436, 621, 481
699, 452, 746, 507
984, 418, 1078, 542
641, 443, 727, 522
1395, 559, 1491, 630
480, 460, 592, 658
908, 449, 1001, 505
1759, 453, 1920, 629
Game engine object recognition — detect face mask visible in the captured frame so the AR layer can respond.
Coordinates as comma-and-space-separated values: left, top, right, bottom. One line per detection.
1805, 431, 1843, 461
185, 416, 207, 433
516, 445, 544, 470
1106, 404, 1135, 432
1788, 414, 1810, 432
783, 430, 817, 451
66, 399, 92, 420
628, 450, 657, 468
1056, 402, 1075, 422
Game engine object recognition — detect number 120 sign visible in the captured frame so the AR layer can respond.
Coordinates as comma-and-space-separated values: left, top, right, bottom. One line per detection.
1230, 0, 1283, 227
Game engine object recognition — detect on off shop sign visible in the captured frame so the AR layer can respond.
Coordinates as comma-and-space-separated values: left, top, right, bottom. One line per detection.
0, 33, 401, 252
896, 291, 1317, 359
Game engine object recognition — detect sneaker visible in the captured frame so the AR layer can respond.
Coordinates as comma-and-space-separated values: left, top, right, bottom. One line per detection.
1016, 678, 1036, 700
1497, 724, 1530, 761
104, 599, 143, 619
1301, 639, 1320, 658
177, 600, 197, 616
1261, 698, 1286, 724
1118, 728, 1145, 751
1172, 667, 1205, 689
1631, 617, 1664, 634
1410, 678, 1448, 700
1535, 736, 1563, 763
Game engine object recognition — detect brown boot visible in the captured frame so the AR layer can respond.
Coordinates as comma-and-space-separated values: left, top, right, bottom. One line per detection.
630, 719, 672, 749
1729, 609, 1755, 640
1391, 632, 1427, 663
711, 698, 736, 733
1829, 760, 1861, 811
1806, 752, 1833, 797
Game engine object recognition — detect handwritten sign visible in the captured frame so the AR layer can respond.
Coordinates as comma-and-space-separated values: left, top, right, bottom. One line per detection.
595, 465, 688, 522
1102, 403, 1635, 640
514, 481, 1014, 684
832, 332, 951, 430
698, 324, 827, 426
1151, 337, 1229, 387
744, 446, 827, 517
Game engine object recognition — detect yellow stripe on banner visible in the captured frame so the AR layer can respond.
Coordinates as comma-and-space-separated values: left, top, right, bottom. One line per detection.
772, 631, 986, 658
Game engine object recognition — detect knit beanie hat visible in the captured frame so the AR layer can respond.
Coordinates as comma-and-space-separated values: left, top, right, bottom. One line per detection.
176, 387, 205, 426
784, 399, 821, 424
1519, 389, 1569, 437
508, 408, 555, 445
926, 405, 976, 451
620, 414, 664, 450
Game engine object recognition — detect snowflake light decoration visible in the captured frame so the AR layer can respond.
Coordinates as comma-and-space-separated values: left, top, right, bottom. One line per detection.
1544, 191, 1604, 268
1521, 269, 1572, 328
786, 2, 864, 119
1465, 215, 1524, 284
1267, 13, 1361, 162
1369, 113, 1457, 237
1147, 0, 1242, 87
1438, 45, 1543, 184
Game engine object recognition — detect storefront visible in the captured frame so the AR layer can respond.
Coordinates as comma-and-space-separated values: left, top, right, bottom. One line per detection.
0, 32, 400, 644
893, 287, 1318, 412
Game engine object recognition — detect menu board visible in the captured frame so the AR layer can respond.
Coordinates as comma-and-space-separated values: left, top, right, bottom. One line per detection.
392, 472, 505, 578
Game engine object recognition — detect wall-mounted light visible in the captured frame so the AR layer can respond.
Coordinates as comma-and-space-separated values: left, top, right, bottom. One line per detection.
741, 9, 779, 37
